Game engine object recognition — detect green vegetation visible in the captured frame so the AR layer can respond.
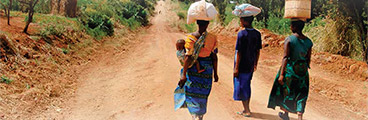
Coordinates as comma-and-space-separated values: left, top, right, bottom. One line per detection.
77, 0, 156, 38
37, 15, 81, 40
79, 8, 114, 38
172, 0, 196, 32
212, 0, 226, 25
1, 76, 13, 84
177, 12, 185, 20
266, 14, 291, 35
223, 3, 236, 26
220, 0, 368, 61
1, 0, 156, 38
176, 0, 367, 61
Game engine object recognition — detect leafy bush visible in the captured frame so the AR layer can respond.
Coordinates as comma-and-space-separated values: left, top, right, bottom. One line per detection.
306, 17, 363, 60
212, 0, 227, 25
34, 0, 51, 14
266, 14, 291, 35
171, 0, 197, 32
116, 1, 149, 26
177, 12, 185, 20
253, 19, 266, 29
75, 0, 156, 38
1, 76, 13, 84
184, 23, 196, 32
224, 3, 236, 26
37, 15, 81, 40
40, 24, 65, 38
304, 16, 325, 33
79, 8, 114, 38
136, 0, 156, 15
120, 17, 141, 30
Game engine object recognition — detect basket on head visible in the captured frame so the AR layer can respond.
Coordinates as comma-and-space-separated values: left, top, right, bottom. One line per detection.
284, 0, 311, 19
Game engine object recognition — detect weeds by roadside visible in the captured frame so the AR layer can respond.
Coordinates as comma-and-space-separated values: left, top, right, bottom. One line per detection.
170, 0, 196, 33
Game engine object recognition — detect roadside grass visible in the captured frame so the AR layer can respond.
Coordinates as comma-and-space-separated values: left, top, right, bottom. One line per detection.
170, 0, 196, 33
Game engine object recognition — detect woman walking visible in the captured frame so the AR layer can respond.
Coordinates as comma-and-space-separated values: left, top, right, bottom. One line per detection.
175, 1, 219, 120
267, 19, 313, 120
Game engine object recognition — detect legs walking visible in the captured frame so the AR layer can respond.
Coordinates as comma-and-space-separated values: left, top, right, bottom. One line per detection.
279, 107, 290, 120
297, 112, 303, 120
236, 99, 251, 117
242, 100, 251, 114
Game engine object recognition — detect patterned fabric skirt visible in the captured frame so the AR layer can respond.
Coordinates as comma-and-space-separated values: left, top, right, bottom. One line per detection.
267, 60, 310, 113
174, 57, 213, 115
233, 72, 253, 101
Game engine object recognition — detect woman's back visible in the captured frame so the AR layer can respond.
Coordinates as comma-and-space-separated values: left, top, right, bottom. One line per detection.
185, 32, 218, 58
288, 35, 313, 61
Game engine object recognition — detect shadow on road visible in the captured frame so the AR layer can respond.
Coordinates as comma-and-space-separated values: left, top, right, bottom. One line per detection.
251, 112, 299, 120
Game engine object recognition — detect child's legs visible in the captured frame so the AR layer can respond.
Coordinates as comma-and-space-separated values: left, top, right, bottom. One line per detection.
195, 61, 201, 71
195, 61, 205, 73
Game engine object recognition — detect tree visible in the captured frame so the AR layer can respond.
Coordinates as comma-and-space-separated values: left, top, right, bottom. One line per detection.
213, 0, 226, 25
0, 2, 6, 24
366, 2, 368, 62
65, 0, 77, 17
50, 0, 77, 17
336, 0, 367, 60
0, 0, 12, 25
7, 0, 11, 25
19, 0, 39, 34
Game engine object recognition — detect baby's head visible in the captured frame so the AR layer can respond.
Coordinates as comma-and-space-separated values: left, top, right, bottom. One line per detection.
176, 39, 185, 51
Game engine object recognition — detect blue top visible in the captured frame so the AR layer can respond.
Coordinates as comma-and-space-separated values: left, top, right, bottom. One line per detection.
235, 28, 262, 73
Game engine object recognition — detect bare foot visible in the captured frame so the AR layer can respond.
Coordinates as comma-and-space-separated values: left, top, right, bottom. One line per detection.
237, 111, 251, 117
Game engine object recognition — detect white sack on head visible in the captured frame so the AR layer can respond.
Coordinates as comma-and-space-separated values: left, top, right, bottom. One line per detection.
232, 4, 261, 17
187, 0, 218, 24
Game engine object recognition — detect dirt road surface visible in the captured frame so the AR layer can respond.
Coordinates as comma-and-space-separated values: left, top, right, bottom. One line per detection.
46, 1, 367, 120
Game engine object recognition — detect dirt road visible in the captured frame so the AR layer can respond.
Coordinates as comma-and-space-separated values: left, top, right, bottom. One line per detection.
49, 1, 367, 120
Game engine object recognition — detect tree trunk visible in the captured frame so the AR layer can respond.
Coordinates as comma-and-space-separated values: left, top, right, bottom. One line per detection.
1, 3, 7, 20
23, 0, 39, 34
365, 8, 368, 63
7, 0, 12, 25
65, 0, 77, 18
23, 10, 32, 34
51, 0, 67, 15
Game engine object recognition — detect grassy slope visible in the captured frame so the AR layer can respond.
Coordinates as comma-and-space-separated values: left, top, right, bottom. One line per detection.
0, 10, 144, 119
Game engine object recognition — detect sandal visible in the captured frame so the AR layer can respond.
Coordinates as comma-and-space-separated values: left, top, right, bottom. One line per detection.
278, 112, 290, 120
237, 111, 251, 117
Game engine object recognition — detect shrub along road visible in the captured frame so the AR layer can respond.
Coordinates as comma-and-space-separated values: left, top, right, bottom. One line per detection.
42, 0, 367, 119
